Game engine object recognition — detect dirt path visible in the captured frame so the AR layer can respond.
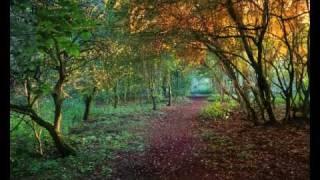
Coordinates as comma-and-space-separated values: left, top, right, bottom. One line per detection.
110, 98, 210, 179
108, 98, 309, 180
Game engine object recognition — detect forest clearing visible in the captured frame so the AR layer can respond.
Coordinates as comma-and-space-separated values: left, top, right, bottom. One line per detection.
10, 0, 310, 179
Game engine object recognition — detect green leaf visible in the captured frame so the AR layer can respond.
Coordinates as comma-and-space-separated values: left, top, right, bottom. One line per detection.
58, 36, 72, 48
68, 46, 80, 57
80, 32, 91, 40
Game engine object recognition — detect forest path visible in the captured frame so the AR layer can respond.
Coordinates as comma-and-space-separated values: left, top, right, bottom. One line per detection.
90, 98, 310, 180
97, 98, 308, 180
109, 98, 211, 179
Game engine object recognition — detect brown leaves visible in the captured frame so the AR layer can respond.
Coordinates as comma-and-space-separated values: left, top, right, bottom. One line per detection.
103, 99, 308, 179
198, 110, 309, 179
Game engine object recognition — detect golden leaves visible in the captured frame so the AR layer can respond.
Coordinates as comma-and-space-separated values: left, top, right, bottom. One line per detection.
130, 5, 153, 33
130, 0, 309, 66
176, 41, 207, 65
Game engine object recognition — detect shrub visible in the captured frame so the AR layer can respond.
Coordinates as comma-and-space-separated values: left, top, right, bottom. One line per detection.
200, 102, 226, 120
207, 94, 232, 102
200, 101, 238, 120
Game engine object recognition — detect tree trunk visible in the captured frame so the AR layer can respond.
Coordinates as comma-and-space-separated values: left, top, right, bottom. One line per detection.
52, 80, 64, 133
258, 73, 277, 124
284, 94, 291, 122
124, 85, 127, 104
221, 82, 225, 102
150, 84, 157, 110
162, 86, 167, 97
10, 104, 76, 157
151, 95, 157, 110
47, 126, 76, 157
258, 74, 278, 124
215, 52, 259, 125
167, 84, 172, 106
83, 87, 97, 121
226, 0, 277, 125
234, 81, 258, 125
162, 74, 167, 97
150, 85, 157, 110
34, 129, 43, 156
83, 97, 92, 121
113, 83, 119, 109
302, 88, 310, 119
251, 87, 266, 121
31, 121, 43, 156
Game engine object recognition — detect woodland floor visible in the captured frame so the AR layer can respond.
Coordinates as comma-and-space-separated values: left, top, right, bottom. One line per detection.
91, 98, 309, 180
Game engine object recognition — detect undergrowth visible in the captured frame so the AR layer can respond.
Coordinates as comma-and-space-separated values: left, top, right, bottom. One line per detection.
200, 100, 238, 120
10, 97, 179, 180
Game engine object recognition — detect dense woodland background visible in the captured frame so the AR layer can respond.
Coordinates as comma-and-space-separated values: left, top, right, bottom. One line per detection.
10, 0, 309, 179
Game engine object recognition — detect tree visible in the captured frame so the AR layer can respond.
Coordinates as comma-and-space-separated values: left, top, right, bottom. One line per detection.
10, 0, 100, 156
130, 0, 309, 124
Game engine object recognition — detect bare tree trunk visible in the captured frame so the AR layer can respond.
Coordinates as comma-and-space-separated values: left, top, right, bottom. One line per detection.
83, 87, 97, 121
113, 82, 119, 109
150, 83, 157, 110
284, 94, 291, 122
167, 84, 172, 106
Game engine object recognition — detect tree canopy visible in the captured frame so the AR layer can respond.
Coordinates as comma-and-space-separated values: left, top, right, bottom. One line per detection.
10, 0, 309, 178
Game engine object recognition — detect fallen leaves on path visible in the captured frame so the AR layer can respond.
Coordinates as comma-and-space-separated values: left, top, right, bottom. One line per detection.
104, 99, 309, 180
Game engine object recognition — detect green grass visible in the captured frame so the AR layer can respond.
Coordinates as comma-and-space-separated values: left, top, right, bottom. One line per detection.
11, 97, 162, 135
10, 97, 173, 180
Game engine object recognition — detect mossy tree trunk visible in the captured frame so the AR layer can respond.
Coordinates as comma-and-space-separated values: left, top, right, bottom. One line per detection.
10, 104, 76, 157
83, 87, 97, 121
